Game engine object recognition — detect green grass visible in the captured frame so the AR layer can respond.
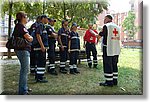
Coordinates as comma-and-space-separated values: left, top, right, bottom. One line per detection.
1, 48, 143, 95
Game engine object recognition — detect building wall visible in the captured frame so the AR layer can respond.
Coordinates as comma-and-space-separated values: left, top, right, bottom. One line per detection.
0, 15, 15, 38
96, 0, 142, 43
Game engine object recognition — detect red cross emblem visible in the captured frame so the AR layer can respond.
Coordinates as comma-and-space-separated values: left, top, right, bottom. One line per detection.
113, 28, 118, 36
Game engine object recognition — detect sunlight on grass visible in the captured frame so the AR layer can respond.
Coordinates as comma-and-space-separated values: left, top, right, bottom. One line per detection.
1, 48, 142, 95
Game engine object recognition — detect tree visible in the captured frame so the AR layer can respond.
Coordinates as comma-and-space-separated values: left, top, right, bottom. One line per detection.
122, 11, 138, 40
1, 0, 43, 20
1, 0, 108, 58
45, 0, 108, 29
1, 0, 108, 29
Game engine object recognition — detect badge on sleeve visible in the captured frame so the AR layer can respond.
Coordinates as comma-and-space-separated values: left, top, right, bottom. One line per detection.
49, 28, 52, 32
24, 28, 28, 32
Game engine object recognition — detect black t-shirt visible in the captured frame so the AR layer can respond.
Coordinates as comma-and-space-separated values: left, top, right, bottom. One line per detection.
99, 25, 108, 45
13, 23, 31, 51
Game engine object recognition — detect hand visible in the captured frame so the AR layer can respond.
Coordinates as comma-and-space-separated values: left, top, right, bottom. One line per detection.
68, 49, 70, 53
53, 33, 58, 39
41, 46, 46, 52
61, 46, 64, 51
95, 42, 98, 45
83, 44, 86, 48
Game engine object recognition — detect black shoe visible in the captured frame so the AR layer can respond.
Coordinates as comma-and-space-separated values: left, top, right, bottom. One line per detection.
93, 65, 98, 68
49, 69, 58, 75
113, 79, 118, 86
99, 82, 113, 87
47, 66, 51, 72
36, 79, 48, 83
60, 68, 68, 74
70, 69, 76, 75
28, 88, 32, 92
23, 91, 30, 95
74, 68, 80, 74
89, 65, 92, 68
30, 70, 35, 74
88, 63, 92, 68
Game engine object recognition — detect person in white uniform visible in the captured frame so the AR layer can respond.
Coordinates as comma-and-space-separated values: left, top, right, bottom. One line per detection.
98, 15, 121, 86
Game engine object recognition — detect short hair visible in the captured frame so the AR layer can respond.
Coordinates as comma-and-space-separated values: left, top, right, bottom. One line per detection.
41, 15, 47, 20
62, 19, 68, 25
105, 15, 113, 20
48, 18, 56, 22
36, 16, 41, 22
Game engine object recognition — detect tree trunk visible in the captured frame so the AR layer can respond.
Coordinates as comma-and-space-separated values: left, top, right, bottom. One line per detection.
7, 2, 13, 59
63, 1, 66, 20
43, 0, 45, 14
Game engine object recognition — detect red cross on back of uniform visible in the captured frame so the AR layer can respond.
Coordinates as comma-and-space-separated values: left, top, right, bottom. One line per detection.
113, 28, 118, 36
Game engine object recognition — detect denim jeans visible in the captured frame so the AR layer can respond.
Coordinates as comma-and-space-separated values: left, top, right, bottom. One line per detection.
15, 50, 30, 95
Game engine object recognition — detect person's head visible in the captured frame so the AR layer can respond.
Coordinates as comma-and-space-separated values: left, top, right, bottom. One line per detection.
62, 19, 68, 28
88, 23, 93, 29
71, 23, 78, 31
36, 16, 41, 23
41, 15, 48, 24
48, 18, 56, 26
104, 15, 113, 24
14, 11, 28, 25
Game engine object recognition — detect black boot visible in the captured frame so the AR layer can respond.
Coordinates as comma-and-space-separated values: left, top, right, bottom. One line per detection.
30, 67, 36, 74
70, 69, 75, 75
113, 79, 118, 86
60, 68, 68, 74
49, 68, 58, 75
88, 63, 92, 68
93, 65, 98, 69
99, 81, 113, 87
74, 68, 80, 74
36, 76, 48, 83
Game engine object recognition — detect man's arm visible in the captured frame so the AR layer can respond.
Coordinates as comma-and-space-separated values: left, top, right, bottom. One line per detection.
98, 25, 107, 39
36, 34, 45, 52
50, 32, 58, 39
68, 39, 71, 53
83, 31, 88, 48
58, 29, 64, 47
58, 29, 65, 51
36, 25, 45, 52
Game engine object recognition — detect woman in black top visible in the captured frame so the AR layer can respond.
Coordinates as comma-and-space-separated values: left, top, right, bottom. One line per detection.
13, 11, 33, 95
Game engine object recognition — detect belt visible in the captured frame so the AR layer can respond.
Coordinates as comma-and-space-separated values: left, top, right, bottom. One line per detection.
33, 47, 49, 51
103, 45, 107, 47
87, 42, 95, 44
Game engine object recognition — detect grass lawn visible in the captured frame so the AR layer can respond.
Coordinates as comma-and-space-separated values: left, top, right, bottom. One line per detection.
1, 48, 143, 95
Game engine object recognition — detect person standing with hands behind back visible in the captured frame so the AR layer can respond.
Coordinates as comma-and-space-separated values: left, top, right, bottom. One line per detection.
13, 11, 33, 95
68, 23, 80, 74
34, 15, 49, 83
58, 20, 70, 74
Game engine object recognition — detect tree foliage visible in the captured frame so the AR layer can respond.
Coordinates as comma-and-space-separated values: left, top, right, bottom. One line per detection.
122, 11, 138, 39
1, 0, 108, 30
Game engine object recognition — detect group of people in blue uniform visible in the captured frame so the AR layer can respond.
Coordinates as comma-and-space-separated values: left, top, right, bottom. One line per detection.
13, 11, 121, 94
28, 15, 81, 83
28, 14, 121, 87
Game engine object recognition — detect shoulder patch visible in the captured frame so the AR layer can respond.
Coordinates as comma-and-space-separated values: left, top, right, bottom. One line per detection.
49, 28, 52, 32
24, 28, 28, 32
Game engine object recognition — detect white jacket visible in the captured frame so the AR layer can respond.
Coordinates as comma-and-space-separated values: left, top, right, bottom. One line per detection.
105, 22, 121, 56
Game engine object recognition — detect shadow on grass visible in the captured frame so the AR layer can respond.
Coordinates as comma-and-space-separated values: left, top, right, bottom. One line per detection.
1, 63, 142, 95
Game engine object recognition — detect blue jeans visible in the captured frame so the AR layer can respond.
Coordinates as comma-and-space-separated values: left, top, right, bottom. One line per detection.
15, 50, 30, 95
